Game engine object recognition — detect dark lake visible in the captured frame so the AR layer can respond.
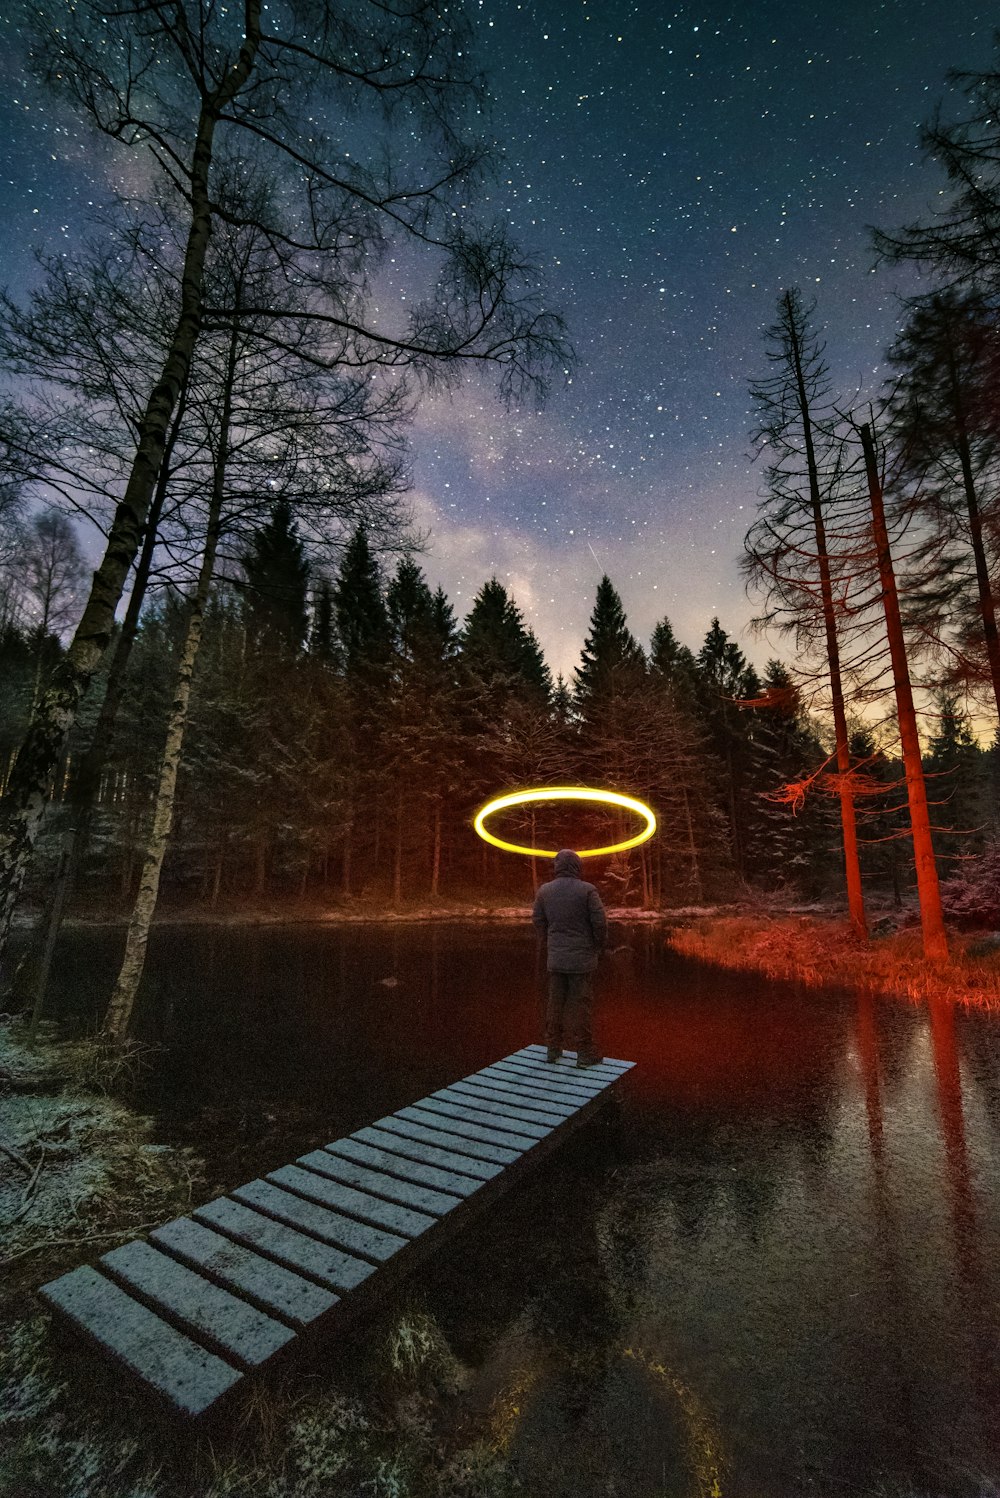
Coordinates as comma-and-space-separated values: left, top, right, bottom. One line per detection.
41, 920, 1000, 1495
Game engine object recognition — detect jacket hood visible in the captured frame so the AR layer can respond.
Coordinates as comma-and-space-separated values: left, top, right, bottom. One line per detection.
553, 848, 583, 878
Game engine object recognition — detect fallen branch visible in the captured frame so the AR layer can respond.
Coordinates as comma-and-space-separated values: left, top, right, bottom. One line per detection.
0, 1137, 34, 1174
1, 1221, 159, 1268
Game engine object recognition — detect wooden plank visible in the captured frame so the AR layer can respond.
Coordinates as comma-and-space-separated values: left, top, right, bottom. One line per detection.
495, 1053, 610, 1090
469, 1067, 584, 1111
487, 1053, 610, 1088
193, 1197, 367, 1294
40, 1046, 635, 1420
487, 1059, 607, 1100
298, 1148, 463, 1217
39, 1265, 243, 1418
397, 1106, 533, 1155
375, 1114, 520, 1167
417, 1094, 552, 1141
233, 1179, 407, 1264
268, 1163, 438, 1239
100, 1240, 294, 1370
337, 1133, 494, 1195
435, 1083, 568, 1128
520, 1044, 633, 1077
150, 1217, 338, 1330
517, 1047, 633, 1082
448, 1078, 574, 1121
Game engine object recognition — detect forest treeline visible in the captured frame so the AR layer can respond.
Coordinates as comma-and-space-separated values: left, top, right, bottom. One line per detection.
1, 508, 997, 916
5, 4, 1000, 1030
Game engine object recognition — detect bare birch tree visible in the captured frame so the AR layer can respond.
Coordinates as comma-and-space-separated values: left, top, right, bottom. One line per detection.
0, 0, 570, 956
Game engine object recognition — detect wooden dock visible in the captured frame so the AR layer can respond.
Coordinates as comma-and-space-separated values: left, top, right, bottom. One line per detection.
39, 1045, 634, 1419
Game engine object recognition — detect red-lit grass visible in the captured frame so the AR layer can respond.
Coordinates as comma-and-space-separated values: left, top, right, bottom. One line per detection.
665, 915, 1000, 1009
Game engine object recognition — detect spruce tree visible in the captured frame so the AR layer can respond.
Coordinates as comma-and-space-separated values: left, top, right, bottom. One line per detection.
574, 575, 646, 717
695, 619, 763, 882
647, 613, 733, 903
309, 578, 337, 665
384, 558, 463, 902
571, 578, 649, 901
748, 660, 828, 893
886, 289, 1000, 722
241, 498, 310, 654
926, 690, 988, 864
333, 526, 391, 681
461, 578, 551, 707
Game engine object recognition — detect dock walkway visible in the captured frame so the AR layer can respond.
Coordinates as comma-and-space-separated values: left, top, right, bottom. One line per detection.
39, 1045, 633, 1418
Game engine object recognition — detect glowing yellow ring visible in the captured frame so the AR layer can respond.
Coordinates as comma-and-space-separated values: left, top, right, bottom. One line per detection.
473, 786, 656, 859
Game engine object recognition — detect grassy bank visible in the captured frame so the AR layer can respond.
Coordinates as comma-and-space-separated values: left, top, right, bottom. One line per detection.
665, 913, 1000, 1007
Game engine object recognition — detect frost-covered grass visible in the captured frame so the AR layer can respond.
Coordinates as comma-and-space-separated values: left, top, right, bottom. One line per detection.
0, 1020, 526, 1497
666, 913, 1000, 1006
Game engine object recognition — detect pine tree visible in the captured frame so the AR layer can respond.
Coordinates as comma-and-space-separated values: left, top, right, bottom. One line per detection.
309, 578, 337, 665
647, 614, 733, 903
747, 660, 828, 893
695, 619, 762, 882
571, 578, 650, 902
649, 616, 699, 700
331, 526, 391, 895
333, 526, 391, 682
461, 578, 552, 709
241, 499, 310, 654
574, 576, 646, 717
384, 557, 464, 902
886, 289, 1000, 722
926, 690, 988, 865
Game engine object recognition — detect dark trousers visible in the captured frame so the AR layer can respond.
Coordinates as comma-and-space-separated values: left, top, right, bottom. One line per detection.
546, 971, 595, 1055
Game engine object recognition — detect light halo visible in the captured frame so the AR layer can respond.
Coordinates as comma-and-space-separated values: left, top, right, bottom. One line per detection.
473, 786, 657, 859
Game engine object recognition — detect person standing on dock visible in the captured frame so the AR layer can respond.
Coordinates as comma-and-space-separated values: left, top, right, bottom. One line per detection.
532, 849, 608, 1068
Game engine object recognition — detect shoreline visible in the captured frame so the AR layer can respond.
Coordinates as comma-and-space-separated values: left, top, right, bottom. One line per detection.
665, 912, 1000, 1009
12, 900, 706, 930
12, 900, 1000, 1009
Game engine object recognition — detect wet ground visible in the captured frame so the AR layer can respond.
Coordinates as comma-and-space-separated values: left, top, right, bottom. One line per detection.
36, 920, 1000, 1495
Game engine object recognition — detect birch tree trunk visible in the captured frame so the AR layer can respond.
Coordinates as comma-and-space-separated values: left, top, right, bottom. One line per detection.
20, 394, 187, 1030
859, 421, 948, 963
102, 313, 241, 1040
101, 528, 220, 1038
0, 5, 261, 960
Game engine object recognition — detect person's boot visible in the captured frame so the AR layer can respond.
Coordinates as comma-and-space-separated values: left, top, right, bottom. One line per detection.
546, 1046, 563, 1063
576, 1053, 604, 1068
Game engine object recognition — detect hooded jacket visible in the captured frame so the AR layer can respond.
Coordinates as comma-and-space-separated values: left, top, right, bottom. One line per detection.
531, 849, 608, 973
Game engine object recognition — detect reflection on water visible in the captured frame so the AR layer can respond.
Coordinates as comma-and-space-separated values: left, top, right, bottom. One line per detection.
40, 921, 1000, 1495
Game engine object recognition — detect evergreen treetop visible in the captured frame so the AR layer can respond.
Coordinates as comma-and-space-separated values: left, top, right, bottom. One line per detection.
573, 575, 645, 715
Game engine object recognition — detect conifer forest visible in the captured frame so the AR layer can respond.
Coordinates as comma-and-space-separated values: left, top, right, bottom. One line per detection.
3, 0, 1000, 981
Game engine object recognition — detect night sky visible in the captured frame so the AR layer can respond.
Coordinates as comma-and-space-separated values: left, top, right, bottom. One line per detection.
1, 1, 996, 680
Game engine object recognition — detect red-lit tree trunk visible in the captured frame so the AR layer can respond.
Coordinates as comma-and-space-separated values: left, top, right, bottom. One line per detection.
859, 422, 948, 963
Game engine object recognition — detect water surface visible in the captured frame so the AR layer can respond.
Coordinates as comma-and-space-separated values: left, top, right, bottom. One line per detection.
44, 920, 1000, 1495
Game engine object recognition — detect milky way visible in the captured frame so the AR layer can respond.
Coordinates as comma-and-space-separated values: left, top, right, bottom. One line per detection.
1, 1, 995, 678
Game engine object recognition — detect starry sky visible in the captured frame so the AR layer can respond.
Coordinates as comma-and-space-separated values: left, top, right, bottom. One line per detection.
1, 0, 997, 681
